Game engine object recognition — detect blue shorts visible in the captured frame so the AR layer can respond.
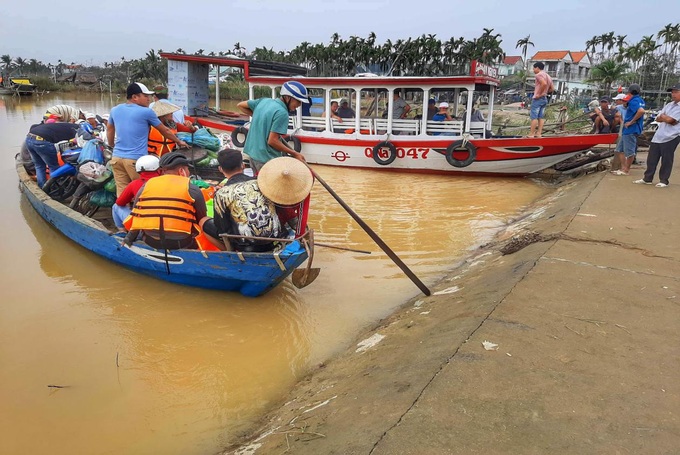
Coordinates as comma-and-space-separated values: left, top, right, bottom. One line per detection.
530, 97, 547, 120
621, 134, 638, 158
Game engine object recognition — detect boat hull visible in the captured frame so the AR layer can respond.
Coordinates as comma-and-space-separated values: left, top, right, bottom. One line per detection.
197, 117, 617, 176
17, 161, 308, 297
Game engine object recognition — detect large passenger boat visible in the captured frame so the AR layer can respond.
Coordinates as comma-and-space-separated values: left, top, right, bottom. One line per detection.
160, 53, 617, 176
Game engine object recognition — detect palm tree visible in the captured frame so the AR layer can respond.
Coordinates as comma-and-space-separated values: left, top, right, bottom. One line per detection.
14, 57, 26, 74
516, 35, 534, 97
657, 23, 680, 89
588, 59, 629, 92
1, 54, 12, 78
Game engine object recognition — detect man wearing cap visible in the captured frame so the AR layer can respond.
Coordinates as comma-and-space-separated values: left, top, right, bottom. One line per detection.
107, 82, 188, 196
633, 83, 680, 187
613, 84, 646, 176
151, 86, 196, 132
124, 151, 209, 250
593, 97, 619, 134
432, 102, 453, 122
336, 98, 355, 119
236, 80, 308, 173
202, 149, 282, 252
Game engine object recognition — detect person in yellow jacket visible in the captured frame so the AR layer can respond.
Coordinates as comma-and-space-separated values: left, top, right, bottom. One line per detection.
148, 102, 181, 157
124, 151, 214, 250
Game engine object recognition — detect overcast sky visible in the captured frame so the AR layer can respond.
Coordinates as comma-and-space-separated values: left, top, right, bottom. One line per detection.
2, 0, 675, 66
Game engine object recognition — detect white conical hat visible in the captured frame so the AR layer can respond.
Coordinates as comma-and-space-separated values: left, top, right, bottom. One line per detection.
152, 102, 180, 117
257, 157, 314, 206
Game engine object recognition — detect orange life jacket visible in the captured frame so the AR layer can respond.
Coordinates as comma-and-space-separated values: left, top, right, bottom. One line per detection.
125, 174, 197, 236
148, 126, 176, 157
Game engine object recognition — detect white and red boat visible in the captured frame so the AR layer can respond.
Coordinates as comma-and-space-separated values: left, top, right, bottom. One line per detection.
161, 53, 617, 176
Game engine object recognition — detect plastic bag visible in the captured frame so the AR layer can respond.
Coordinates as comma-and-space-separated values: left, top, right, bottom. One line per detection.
77, 139, 105, 164
177, 128, 221, 151
104, 178, 117, 193
90, 189, 117, 207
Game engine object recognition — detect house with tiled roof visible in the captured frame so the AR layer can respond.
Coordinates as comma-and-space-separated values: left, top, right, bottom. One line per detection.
528, 50, 597, 96
498, 56, 524, 77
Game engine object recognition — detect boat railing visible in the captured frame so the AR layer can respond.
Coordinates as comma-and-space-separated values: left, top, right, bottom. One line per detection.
374, 118, 421, 135
426, 120, 464, 136
469, 121, 487, 138
300, 116, 327, 131
330, 118, 374, 134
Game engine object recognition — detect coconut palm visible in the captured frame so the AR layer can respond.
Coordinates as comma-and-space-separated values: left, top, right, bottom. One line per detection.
589, 59, 629, 92
516, 35, 534, 97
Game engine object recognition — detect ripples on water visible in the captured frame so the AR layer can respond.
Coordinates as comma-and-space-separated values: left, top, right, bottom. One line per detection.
0, 94, 550, 454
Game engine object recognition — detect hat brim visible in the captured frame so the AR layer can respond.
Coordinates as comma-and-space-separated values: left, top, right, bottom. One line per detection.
257, 157, 314, 206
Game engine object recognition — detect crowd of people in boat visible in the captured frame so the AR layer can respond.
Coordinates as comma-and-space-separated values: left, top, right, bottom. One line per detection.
24, 81, 315, 253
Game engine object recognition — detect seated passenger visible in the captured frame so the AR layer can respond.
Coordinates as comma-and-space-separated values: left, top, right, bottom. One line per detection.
392, 89, 411, 119
112, 155, 161, 230
124, 152, 210, 250
322, 101, 343, 123
426, 98, 437, 120
336, 99, 355, 119
151, 86, 196, 132
148, 102, 181, 157
202, 149, 282, 252
76, 113, 104, 146
432, 102, 453, 122
593, 97, 619, 133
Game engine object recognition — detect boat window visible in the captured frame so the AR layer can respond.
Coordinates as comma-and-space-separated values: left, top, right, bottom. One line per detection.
426, 88, 469, 136
327, 88, 358, 133
251, 84, 274, 100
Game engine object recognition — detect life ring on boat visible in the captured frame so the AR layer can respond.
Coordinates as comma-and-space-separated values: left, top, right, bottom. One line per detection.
283, 135, 302, 152
445, 141, 477, 168
372, 141, 397, 165
231, 126, 248, 148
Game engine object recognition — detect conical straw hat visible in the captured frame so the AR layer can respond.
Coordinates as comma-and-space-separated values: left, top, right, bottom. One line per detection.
257, 157, 314, 206
152, 102, 180, 117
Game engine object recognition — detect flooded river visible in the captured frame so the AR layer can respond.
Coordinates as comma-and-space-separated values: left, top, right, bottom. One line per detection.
0, 93, 551, 454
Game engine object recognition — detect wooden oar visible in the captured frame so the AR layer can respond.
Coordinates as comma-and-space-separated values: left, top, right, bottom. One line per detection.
309, 168, 431, 296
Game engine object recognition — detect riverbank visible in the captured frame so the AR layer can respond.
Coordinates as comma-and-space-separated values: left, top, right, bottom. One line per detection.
224, 148, 680, 454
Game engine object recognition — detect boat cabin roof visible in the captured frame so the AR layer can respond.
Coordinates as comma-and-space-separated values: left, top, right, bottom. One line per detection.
160, 53, 500, 90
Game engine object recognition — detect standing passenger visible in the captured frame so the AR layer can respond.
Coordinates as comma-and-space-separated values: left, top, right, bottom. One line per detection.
107, 82, 187, 196
236, 80, 309, 173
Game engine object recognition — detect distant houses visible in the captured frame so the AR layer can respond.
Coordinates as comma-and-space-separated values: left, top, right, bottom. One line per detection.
498, 56, 524, 77
528, 50, 597, 96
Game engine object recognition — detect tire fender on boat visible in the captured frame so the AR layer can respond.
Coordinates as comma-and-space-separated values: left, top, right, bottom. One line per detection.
283, 135, 302, 152
372, 141, 397, 165
231, 126, 248, 148
445, 140, 477, 168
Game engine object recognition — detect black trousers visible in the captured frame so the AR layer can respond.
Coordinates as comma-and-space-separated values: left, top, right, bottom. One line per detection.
643, 136, 680, 185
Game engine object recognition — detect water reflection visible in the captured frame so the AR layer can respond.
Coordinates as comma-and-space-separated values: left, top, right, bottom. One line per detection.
11, 197, 311, 454
2, 93, 551, 455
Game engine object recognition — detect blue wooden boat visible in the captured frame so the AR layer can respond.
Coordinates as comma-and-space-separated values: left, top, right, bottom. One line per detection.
16, 159, 311, 297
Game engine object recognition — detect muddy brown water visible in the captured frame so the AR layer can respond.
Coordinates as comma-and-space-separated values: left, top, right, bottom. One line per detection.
0, 93, 551, 454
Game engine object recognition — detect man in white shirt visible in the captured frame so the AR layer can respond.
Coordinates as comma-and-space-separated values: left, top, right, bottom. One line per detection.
633, 83, 680, 187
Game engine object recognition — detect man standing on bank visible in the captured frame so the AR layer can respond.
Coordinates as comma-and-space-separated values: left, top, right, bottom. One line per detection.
107, 82, 188, 196
236, 80, 309, 173
527, 62, 554, 138
633, 83, 680, 188
613, 84, 646, 176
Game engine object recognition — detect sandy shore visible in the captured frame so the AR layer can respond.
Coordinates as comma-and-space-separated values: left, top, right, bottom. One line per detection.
223, 149, 680, 455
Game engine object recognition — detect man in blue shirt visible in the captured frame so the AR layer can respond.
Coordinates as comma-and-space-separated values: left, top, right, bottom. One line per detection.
613, 84, 646, 176
236, 80, 308, 173
107, 82, 187, 195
